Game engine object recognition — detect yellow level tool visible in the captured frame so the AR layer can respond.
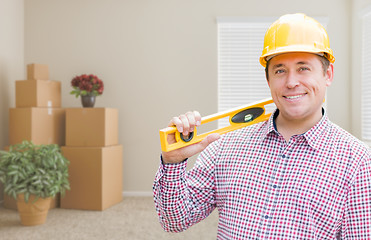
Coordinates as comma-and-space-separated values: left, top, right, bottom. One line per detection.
159, 98, 274, 152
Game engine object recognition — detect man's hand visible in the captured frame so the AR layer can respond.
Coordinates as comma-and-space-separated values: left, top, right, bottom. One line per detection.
161, 111, 220, 164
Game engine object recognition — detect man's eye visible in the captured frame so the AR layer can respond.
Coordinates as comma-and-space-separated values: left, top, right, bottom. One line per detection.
299, 67, 310, 71
275, 69, 285, 74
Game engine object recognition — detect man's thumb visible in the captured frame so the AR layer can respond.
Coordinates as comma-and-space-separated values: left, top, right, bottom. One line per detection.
198, 133, 220, 150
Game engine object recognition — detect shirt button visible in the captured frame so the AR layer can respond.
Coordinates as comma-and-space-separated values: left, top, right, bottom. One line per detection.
282, 154, 285, 158
273, 185, 277, 189
265, 215, 269, 219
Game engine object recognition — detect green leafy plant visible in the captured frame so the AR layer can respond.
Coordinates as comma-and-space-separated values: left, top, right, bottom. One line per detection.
0, 141, 70, 203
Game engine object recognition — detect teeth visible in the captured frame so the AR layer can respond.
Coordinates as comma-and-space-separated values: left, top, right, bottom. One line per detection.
285, 94, 304, 99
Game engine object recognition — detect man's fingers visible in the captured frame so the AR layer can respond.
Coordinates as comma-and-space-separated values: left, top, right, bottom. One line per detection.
168, 116, 185, 133
193, 111, 202, 127
168, 111, 201, 136
179, 114, 191, 135
185, 111, 198, 134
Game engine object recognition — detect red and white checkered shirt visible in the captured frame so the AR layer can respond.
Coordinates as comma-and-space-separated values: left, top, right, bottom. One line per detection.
153, 111, 371, 239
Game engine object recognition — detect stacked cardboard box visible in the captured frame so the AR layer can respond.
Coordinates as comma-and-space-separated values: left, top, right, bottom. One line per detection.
61, 108, 123, 211
4, 64, 65, 209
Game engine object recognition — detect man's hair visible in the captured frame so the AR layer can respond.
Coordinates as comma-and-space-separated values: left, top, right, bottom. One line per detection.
265, 55, 330, 80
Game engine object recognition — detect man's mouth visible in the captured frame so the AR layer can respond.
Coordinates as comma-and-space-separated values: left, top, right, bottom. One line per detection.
284, 94, 306, 99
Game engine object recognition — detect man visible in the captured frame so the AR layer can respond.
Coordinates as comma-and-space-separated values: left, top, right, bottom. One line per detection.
153, 13, 371, 239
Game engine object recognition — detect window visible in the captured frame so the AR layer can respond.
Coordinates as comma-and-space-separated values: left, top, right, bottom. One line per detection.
361, 10, 371, 140
217, 17, 274, 127
217, 17, 328, 128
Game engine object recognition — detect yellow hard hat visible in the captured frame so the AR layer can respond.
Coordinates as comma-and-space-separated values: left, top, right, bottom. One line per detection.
260, 13, 335, 67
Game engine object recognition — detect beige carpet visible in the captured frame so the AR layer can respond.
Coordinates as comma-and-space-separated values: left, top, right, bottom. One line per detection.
0, 197, 218, 240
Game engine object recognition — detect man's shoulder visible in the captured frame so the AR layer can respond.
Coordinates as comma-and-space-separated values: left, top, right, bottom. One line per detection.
327, 120, 370, 155
221, 120, 268, 142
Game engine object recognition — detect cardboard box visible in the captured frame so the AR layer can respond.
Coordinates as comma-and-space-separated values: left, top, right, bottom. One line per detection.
60, 145, 123, 210
16, 80, 61, 108
9, 108, 65, 145
27, 63, 49, 80
65, 108, 118, 147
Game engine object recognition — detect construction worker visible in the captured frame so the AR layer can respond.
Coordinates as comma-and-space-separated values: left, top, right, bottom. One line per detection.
153, 13, 371, 239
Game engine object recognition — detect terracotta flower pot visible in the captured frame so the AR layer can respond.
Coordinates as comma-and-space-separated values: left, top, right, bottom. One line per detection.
16, 194, 52, 226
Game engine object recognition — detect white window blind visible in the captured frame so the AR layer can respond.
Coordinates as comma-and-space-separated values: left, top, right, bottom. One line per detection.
361, 10, 371, 140
217, 18, 273, 128
217, 17, 328, 128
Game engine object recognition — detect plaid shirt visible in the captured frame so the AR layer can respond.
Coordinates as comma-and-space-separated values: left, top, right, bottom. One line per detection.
153, 110, 371, 239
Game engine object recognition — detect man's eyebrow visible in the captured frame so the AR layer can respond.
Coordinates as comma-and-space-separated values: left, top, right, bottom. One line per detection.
272, 61, 309, 69
272, 63, 284, 69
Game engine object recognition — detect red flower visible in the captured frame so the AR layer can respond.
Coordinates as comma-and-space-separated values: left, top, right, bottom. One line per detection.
70, 74, 104, 97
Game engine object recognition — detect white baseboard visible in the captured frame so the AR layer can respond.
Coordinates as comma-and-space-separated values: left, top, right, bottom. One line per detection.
122, 191, 153, 197
0, 193, 152, 202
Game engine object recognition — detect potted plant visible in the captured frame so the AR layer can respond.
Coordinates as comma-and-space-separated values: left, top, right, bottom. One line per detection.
70, 74, 104, 108
0, 141, 70, 226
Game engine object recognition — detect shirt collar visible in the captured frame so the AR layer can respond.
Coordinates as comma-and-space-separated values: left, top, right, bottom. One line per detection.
302, 109, 330, 150
260, 109, 279, 140
261, 108, 330, 150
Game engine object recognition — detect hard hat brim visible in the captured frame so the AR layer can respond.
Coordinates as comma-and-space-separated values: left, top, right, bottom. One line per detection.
259, 46, 335, 67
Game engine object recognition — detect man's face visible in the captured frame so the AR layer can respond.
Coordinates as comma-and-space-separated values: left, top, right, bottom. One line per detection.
267, 52, 333, 124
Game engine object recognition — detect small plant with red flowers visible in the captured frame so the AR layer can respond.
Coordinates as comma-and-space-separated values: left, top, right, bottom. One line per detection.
70, 74, 104, 98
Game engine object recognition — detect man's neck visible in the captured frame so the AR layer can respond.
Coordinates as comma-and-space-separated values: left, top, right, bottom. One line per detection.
274, 109, 323, 142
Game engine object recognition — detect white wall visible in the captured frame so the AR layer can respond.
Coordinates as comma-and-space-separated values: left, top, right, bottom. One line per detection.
351, 0, 371, 139
0, 0, 24, 200
22, 0, 351, 194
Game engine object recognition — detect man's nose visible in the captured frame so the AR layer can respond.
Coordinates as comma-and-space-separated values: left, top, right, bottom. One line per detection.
286, 72, 300, 88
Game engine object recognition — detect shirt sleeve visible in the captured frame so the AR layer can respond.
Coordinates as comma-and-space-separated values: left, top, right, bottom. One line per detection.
343, 153, 371, 239
153, 150, 217, 233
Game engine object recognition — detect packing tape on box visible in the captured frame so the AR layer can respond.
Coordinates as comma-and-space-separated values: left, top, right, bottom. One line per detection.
159, 98, 274, 152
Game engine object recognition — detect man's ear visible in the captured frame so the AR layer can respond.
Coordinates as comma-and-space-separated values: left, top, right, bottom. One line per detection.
265, 65, 270, 87
266, 70, 270, 87
325, 63, 334, 87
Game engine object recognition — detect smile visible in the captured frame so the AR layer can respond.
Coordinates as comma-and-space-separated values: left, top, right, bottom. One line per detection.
284, 94, 306, 99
